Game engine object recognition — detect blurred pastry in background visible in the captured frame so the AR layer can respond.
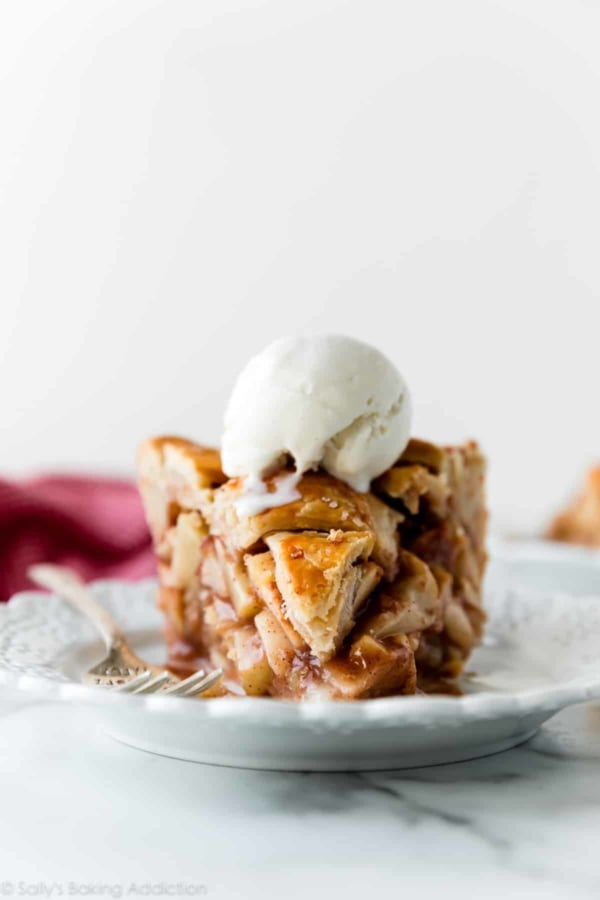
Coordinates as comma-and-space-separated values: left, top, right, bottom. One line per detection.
547, 467, 600, 547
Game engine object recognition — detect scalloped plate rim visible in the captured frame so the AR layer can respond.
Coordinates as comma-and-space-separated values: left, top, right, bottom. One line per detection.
2, 565, 600, 728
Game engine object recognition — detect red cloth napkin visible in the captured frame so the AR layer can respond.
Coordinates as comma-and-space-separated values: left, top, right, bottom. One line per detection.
0, 475, 155, 601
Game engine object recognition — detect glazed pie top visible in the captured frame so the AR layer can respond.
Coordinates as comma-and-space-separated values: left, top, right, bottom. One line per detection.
138, 435, 487, 700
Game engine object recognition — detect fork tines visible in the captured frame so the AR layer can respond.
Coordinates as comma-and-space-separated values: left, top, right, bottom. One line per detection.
115, 668, 223, 697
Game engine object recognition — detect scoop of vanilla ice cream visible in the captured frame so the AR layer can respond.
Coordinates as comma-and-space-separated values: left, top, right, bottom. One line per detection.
221, 335, 411, 493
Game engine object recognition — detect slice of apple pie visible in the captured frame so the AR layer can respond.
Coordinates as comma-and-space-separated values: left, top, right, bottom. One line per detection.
546, 466, 600, 547
138, 436, 487, 699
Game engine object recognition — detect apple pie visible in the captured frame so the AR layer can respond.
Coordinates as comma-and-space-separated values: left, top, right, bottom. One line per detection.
547, 466, 600, 547
138, 436, 487, 699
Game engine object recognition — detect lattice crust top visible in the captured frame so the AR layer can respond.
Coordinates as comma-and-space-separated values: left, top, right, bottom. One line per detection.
138, 436, 488, 700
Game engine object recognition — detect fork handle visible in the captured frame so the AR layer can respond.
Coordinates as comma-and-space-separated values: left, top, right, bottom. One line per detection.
27, 564, 125, 651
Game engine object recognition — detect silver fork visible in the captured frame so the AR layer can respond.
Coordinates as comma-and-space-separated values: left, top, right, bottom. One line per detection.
28, 564, 222, 697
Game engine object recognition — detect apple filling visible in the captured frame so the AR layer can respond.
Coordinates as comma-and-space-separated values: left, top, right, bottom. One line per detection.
138, 436, 487, 699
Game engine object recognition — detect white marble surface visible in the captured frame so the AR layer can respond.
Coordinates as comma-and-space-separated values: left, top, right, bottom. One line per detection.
1, 690, 599, 899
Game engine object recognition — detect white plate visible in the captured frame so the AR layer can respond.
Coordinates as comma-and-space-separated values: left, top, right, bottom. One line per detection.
2, 541, 600, 771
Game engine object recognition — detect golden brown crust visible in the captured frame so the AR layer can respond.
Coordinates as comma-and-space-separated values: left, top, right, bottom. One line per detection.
263, 530, 379, 661
209, 473, 374, 550
138, 434, 487, 699
137, 437, 225, 544
138, 437, 225, 495
374, 464, 449, 517
547, 467, 600, 547
398, 438, 446, 473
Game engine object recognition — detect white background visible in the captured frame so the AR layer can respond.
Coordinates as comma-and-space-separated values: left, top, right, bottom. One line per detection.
1, 0, 599, 533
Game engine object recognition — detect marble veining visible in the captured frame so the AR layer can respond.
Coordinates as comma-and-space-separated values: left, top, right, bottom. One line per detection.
1, 692, 599, 899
